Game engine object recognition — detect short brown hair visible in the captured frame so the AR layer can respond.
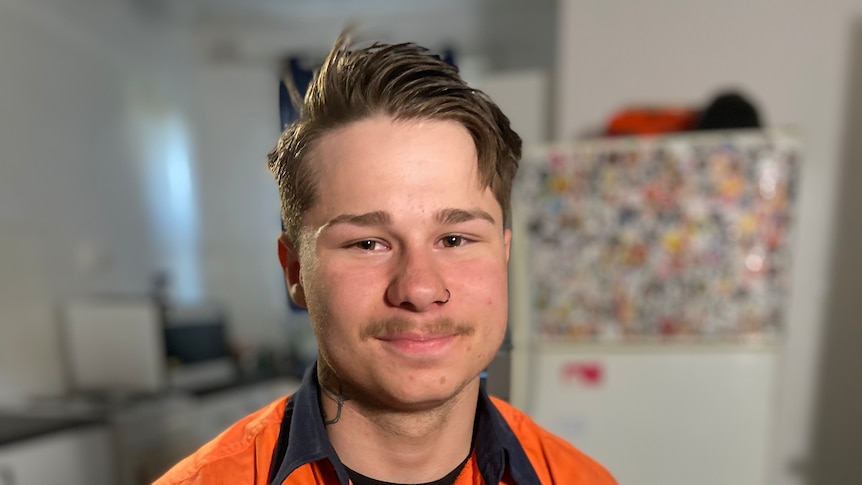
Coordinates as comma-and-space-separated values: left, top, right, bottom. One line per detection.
267, 29, 522, 244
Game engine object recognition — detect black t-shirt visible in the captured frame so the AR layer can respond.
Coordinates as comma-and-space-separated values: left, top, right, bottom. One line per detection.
345, 453, 470, 485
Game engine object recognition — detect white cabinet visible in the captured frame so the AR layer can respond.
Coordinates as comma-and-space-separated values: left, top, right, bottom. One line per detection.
0, 426, 113, 485
113, 378, 301, 485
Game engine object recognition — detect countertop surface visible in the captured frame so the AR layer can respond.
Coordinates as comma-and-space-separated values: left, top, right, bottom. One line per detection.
0, 372, 300, 447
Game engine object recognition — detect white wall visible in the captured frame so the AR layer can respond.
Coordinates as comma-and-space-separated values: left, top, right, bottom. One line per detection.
556, 1, 861, 483
0, 1, 139, 400
0, 0, 197, 401
808, 17, 862, 484
189, 61, 293, 348
0, 0, 300, 401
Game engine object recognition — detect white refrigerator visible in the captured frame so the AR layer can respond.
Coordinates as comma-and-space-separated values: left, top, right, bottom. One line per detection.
508, 130, 799, 485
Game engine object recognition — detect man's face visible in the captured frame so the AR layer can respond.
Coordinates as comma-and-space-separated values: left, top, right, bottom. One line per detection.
284, 116, 511, 411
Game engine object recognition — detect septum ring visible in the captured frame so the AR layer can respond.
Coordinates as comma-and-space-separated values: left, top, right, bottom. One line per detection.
442, 289, 451, 303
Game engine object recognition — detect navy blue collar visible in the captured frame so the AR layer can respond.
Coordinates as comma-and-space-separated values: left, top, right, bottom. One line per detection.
268, 364, 541, 485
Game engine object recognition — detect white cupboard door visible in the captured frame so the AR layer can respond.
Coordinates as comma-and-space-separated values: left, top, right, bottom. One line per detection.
0, 426, 113, 485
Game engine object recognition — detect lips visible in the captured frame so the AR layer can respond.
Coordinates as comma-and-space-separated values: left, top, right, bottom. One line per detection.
378, 331, 459, 342
376, 332, 461, 355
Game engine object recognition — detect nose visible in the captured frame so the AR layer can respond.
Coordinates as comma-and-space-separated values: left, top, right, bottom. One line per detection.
385, 247, 449, 312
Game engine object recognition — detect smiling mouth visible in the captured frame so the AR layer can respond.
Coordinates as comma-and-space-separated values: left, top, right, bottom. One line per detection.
376, 333, 461, 354
362, 317, 474, 356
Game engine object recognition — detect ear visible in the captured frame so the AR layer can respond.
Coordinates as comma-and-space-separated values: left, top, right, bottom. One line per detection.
504, 228, 512, 262
278, 234, 307, 308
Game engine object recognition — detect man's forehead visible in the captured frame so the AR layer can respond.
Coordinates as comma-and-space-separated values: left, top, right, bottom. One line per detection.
299, 116, 500, 227
310, 116, 477, 158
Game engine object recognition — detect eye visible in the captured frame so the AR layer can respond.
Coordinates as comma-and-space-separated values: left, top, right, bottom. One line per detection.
354, 240, 381, 251
441, 235, 465, 248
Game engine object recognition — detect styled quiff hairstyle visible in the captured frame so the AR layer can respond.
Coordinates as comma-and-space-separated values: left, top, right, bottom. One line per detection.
268, 29, 522, 245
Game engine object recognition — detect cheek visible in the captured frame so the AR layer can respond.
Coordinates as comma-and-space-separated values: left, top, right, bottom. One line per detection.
305, 263, 384, 321
455, 260, 509, 342
457, 259, 508, 302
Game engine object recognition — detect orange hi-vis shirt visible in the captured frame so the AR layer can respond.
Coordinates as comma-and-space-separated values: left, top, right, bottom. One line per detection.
154, 367, 617, 485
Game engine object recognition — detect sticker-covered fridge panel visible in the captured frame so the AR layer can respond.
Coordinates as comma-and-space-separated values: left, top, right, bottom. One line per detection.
516, 132, 798, 342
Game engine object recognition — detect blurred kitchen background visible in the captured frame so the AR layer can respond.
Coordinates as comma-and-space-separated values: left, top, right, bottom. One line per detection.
0, 0, 860, 484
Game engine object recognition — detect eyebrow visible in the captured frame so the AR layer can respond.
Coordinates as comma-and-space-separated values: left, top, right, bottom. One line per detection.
325, 211, 392, 228
321, 207, 497, 234
436, 208, 497, 226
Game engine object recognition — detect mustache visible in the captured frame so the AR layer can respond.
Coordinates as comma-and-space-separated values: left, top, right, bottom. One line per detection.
360, 317, 475, 340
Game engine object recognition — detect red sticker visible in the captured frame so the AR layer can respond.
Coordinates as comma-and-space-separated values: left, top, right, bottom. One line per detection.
560, 362, 604, 386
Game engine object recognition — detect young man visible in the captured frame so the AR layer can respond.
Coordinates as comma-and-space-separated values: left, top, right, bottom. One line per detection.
155, 30, 616, 485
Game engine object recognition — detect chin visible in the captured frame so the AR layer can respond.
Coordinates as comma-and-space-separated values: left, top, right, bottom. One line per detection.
378, 371, 481, 411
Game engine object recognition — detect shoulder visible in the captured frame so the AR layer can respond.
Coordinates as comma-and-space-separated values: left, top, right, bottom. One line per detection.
153, 396, 289, 485
489, 396, 618, 485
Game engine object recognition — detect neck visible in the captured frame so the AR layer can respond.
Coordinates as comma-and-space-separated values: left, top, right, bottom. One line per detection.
318, 363, 479, 484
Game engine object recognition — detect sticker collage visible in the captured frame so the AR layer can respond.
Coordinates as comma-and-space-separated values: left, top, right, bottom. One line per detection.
516, 132, 798, 343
